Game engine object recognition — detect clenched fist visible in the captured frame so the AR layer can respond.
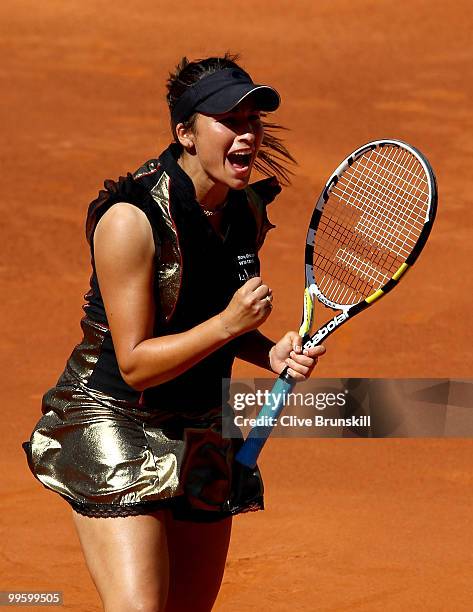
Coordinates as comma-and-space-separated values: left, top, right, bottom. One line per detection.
219, 277, 273, 338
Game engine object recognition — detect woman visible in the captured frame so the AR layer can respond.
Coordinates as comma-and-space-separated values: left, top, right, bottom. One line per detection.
22, 54, 326, 612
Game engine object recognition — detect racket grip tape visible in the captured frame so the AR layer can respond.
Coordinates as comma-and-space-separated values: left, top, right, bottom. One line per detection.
235, 372, 296, 468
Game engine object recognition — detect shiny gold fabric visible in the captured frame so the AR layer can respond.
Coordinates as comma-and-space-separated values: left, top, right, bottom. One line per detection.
22, 317, 264, 518
147, 171, 182, 322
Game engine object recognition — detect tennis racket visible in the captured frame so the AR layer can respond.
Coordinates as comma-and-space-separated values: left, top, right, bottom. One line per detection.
236, 138, 437, 468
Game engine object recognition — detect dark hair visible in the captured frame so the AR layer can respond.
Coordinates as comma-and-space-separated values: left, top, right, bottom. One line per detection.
166, 53, 297, 185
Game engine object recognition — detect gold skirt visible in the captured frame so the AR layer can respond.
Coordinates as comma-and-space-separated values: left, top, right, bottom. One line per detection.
22, 318, 264, 521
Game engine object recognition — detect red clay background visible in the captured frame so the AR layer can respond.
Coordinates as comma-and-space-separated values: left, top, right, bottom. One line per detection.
2, 1, 473, 609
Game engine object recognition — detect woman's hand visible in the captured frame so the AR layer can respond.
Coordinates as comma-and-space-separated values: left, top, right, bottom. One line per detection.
219, 276, 273, 338
269, 331, 326, 381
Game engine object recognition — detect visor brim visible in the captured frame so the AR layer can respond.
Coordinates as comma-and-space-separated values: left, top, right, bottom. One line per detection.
195, 84, 280, 115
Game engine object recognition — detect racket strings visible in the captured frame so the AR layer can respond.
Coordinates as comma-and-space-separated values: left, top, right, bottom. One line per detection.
344, 151, 426, 251
338, 148, 427, 253
313, 145, 430, 305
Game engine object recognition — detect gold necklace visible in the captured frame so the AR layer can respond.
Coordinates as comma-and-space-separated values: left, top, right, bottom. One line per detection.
201, 200, 228, 216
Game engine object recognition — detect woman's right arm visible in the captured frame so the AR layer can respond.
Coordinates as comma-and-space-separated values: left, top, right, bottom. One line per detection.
93, 203, 272, 391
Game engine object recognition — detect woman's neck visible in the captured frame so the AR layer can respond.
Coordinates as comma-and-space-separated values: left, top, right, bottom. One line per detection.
177, 152, 229, 210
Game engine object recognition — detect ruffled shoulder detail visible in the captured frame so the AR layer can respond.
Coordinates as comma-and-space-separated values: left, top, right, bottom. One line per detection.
244, 176, 281, 251
85, 173, 157, 248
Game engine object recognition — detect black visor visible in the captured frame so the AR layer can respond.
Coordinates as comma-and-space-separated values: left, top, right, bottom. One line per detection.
171, 68, 280, 124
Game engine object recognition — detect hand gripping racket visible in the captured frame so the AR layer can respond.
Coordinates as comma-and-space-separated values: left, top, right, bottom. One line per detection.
236, 139, 437, 468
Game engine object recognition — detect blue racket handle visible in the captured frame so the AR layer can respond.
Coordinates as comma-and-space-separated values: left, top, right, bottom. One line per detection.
235, 371, 296, 468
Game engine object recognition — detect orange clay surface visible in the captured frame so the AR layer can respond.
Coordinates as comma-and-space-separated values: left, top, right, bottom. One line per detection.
3, 1, 473, 610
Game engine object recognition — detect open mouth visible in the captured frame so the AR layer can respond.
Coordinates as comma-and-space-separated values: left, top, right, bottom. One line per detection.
227, 151, 252, 170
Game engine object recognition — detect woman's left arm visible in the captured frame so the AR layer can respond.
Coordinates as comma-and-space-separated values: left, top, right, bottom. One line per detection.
235, 330, 275, 371
236, 330, 326, 381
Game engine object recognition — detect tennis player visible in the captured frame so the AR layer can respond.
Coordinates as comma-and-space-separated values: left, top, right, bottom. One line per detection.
22, 54, 326, 611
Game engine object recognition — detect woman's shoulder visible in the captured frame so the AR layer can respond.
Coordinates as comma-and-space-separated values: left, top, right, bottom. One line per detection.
93, 202, 155, 271
85, 160, 165, 249
94, 201, 152, 235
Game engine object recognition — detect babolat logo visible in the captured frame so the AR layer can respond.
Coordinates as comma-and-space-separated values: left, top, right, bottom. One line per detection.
306, 312, 348, 347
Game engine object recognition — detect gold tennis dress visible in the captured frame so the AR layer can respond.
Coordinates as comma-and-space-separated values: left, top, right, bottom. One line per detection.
22, 144, 280, 520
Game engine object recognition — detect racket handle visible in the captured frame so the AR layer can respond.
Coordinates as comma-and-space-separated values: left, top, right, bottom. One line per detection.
235, 369, 296, 468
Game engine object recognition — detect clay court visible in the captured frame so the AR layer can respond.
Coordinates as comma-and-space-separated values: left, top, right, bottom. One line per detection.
3, 0, 473, 609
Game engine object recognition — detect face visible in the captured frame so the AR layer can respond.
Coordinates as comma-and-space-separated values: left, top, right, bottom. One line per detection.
179, 98, 264, 192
